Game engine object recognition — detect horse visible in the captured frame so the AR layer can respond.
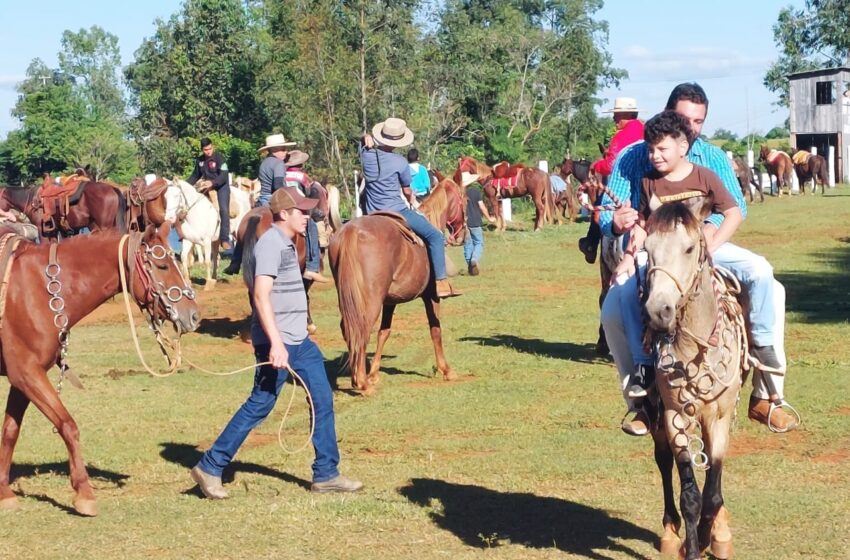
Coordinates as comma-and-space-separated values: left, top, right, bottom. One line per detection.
455, 156, 553, 231
731, 157, 764, 203
327, 176, 467, 394
163, 180, 221, 290
552, 157, 588, 224
0, 223, 199, 516
792, 150, 829, 195
642, 201, 746, 560
126, 176, 170, 230
0, 180, 128, 238
759, 146, 793, 196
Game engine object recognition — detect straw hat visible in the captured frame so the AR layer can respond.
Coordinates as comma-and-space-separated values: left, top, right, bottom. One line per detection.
258, 133, 297, 153
286, 150, 310, 167
604, 97, 639, 113
371, 117, 414, 148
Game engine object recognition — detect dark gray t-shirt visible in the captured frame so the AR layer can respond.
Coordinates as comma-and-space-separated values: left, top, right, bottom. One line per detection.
257, 156, 287, 205
359, 144, 411, 214
249, 226, 308, 345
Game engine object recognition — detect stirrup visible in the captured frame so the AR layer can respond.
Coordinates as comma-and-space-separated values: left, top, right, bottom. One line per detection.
767, 399, 802, 434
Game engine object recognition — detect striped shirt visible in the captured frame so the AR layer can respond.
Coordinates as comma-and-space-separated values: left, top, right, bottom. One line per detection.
250, 226, 308, 345
600, 137, 747, 238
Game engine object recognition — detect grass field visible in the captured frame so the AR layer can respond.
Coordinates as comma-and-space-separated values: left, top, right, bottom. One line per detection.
2, 188, 850, 559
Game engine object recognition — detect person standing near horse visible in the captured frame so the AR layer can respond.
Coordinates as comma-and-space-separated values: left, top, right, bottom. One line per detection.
186, 137, 232, 250
284, 150, 329, 284
464, 183, 496, 276
407, 148, 431, 202
191, 187, 363, 499
600, 82, 798, 435
578, 97, 644, 264
360, 117, 461, 299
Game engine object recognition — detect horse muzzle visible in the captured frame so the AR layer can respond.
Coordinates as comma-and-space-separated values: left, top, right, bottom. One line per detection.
645, 294, 677, 334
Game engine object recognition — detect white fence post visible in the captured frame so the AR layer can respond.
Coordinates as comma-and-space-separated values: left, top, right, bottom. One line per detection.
828, 145, 836, 187
747, 149, 754, 169
501, 199, 512, 222
354, 170, 363, 217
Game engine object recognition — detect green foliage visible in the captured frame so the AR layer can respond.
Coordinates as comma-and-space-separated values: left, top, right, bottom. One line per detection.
712, 128, 738, 141
765, 126, 790, 140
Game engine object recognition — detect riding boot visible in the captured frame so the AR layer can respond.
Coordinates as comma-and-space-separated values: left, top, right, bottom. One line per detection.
223, 241, 243, 275
627, 364, 655, 399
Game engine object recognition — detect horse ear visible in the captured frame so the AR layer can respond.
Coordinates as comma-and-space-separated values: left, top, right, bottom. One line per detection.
695, 193, 714, 222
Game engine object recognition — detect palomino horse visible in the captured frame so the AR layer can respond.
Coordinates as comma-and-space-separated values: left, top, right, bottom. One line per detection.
0, 180, 127, 237
0, 223, 199, 516
643, 202, 746, 560
759, 146, 793, 196
164, 180, 221, 290
731, 157, 764, 203
792, 150, 829, 195
455, 157, 552, 231
328, 177, 466, 393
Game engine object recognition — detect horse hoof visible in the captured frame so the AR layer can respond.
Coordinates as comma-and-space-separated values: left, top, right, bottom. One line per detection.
710, 538, 733, 559
0, 496, 20, 511
73, 497, 98, 517
442, 369, 458, 381
204, 279, 217, 291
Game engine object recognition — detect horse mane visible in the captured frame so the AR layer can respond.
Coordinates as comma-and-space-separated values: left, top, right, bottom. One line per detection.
419, 180, 451, 226
645, 201, 703, 236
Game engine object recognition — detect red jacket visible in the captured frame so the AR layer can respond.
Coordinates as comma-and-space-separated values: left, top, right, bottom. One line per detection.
591, 119, 645, 177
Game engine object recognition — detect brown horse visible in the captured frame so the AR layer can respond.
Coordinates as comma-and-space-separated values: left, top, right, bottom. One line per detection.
0, 180, 127, 237
552, 157, 588, 224
731, 157, 764, 203
0, 223, 199, 516
759, 146, 793, 196
455, 157, 553, 231
792, 150, 829, 195
643, 202, 746, 560
328, 177, 466, 394
126, 176, 169, 230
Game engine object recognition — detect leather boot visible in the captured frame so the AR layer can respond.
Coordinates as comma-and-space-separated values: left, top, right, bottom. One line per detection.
436, 279, 462, 298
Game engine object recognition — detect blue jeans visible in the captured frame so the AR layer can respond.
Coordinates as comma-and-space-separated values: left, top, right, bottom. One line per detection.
712, 242, 775, 346
306, 219, 320, 273
464, 226, 484, 265
215, 185, 230, 244
197, 338, 340, 483
399, 207, 447, 280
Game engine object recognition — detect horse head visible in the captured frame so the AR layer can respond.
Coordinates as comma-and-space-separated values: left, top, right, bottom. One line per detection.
128, 223, 199, 334
643, 199, 713, 334
421, 178, 467, 246
454, 157, 492, 187
758, 145, 770, 162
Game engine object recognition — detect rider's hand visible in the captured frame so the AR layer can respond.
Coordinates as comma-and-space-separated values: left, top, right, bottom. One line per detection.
269, 341, 289, 370
612, 201, 638, 235
611, 253, 635, 285
363, 134, 375, 149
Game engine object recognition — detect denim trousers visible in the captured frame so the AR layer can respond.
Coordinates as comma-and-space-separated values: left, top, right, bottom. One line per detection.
215, 185, 231, 244
306, 219, 321, 273
464, 226, 484, 265
399, 207, 447, 280
197, 337, 340, 483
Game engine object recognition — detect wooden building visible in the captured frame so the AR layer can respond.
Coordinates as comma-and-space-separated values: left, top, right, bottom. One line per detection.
788, 66, 850, 183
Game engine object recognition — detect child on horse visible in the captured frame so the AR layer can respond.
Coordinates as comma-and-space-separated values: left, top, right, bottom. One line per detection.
284, 150, 328, 284
359, 117, 461, 299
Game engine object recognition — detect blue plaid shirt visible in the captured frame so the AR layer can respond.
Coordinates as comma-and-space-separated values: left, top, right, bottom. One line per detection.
600, 137, 747, 238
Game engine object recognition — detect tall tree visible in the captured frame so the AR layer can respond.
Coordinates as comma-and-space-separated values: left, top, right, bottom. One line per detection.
765, 0, 850, 107
58, 26, 125, 119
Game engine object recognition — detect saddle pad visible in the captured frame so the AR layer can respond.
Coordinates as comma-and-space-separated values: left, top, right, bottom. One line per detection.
792, 151, 811, 165
369, 211, 424, 246
493, 175, 519, 189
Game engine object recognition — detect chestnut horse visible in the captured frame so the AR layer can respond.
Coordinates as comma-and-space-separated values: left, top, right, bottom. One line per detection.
126, 176, 169, 230
643, 202, 746, 560
455, 157, 553, 231
792, 150, 829, 195
552, 157, 588, 224
759, 146, 793, 196
731, 157, 764, 203
328, 177, 466, 394
0, 181, 127, 237
0, 224, 199, 516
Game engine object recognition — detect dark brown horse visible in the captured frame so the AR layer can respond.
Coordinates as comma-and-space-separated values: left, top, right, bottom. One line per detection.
0, 224, 199, 516
759, 146, 793, 196
552, 157, 588, 224
126, 176, 169, 230
0, 180, 127, 237
731, 157, 764, 203
792, 150, 829, 195
455, 157, 553, 231
328, 177, 466, 394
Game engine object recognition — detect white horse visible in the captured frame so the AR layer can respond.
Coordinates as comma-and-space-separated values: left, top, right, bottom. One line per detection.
227, 186, 252, 241
164, 179, 221, 290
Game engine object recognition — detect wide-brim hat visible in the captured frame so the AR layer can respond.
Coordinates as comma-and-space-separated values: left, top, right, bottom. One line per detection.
286, 150, 309, 167
259, 133, 297, 153
371, 117, 414, 148
269, 187, 318, 214
605, 97, 639, 113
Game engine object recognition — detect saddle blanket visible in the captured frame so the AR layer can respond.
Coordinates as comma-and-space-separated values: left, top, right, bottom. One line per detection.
792, 151, 812, 165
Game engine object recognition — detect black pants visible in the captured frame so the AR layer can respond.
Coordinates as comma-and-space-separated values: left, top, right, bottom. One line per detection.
215, 185, 230, 243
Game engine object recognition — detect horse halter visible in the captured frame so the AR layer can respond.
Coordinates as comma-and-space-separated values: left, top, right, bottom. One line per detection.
646, 232, 709, 321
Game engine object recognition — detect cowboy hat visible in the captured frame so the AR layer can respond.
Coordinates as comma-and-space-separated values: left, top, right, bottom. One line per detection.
604, 97, 639, 113
258, 133, 297, 153
286, 150, 310, 167
371, 117, 414, 148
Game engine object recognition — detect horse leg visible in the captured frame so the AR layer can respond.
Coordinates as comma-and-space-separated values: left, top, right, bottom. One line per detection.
676, 460, 703, 559
533, 194, 545, 231
181, 241, 192, 281
0, 387, 29, 509
203, 238, 216, 291
653, 426, 682, 557
16, 369, 98, 516
367, 304, 396, 387
698, 414, 733, 558
423, 296, 456, 381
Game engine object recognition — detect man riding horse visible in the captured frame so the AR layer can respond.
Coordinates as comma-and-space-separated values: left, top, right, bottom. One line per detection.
360, 117, 461, 299
185, 137, 232, 250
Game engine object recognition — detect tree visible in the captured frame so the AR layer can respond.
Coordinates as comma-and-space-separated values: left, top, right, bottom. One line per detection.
712, 128, 738, 141
59, 26, 125, 119
765, 126, 789, 139
764, 0, 850, 106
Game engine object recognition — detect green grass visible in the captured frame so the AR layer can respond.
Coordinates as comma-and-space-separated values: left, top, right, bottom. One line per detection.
2, 188, 850, 559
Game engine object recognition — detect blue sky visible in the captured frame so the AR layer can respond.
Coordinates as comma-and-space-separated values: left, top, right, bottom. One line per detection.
0, 0, 804, 140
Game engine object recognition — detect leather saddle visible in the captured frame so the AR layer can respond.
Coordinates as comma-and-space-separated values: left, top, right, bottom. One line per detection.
370, 211, 424, 247
491, 161, 525, 193
38, 174, 89, 234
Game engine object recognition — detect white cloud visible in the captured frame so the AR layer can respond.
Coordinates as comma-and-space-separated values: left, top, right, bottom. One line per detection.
619, 45, 770, 82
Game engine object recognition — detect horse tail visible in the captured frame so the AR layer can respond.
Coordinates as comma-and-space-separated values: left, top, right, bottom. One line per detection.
328, 185, 343, 233
115, 187, 128, 234
240, 215, 262, 288
335, 226, 371, 375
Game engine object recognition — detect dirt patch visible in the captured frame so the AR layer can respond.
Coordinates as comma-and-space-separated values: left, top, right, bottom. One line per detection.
833, 406, 850, 416
726, 430, 808, 459
812, 447, 850, 464
107, 368, 150, 380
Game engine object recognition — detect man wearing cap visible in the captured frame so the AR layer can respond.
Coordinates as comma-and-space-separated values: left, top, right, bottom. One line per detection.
191, 187, 363, 498
360, 117, 461, 299
578, 97, 644, 263
185, 137, 232, 250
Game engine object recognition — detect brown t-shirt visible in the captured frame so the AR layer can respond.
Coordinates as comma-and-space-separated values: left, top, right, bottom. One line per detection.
640, 164, 737, 220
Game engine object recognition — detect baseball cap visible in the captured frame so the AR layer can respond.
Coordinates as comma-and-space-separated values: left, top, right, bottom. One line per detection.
269, 187, 318, 214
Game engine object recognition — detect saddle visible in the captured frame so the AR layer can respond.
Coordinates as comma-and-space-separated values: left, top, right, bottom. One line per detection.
38, 174, 89, 234
491, 161, 525, 192
370, 211, 424, 247
128, 177, 170, 230
792, 151, 812, 166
